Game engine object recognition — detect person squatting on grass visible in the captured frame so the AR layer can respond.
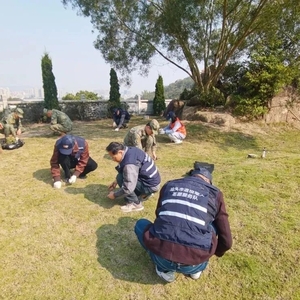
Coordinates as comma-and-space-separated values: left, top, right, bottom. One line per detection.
134, 167, 232, 283
112, 108, 131, 131
123, 119, 160, 161
106, 142, 161, 213
159, 111, 186, 144
44, 108, 73, 135
0, 107, 24, 142
50, 134, 98, 189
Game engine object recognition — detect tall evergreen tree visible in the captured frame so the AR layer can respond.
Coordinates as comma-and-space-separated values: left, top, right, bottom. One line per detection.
109, 68, 121, 106
41, 52, 59, 110
153, 75, 166, 116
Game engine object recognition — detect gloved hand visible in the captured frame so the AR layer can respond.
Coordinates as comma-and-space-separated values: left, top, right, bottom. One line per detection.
114, 128, 119, 131
53, 181, 62, 189
159, 128, 165, 135
68, 175, 77, 184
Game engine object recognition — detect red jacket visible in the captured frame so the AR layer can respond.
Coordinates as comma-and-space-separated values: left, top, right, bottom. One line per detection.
50, 140, 90, 181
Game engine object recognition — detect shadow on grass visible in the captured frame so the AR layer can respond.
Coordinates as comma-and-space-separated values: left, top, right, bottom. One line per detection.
33, 168, 53, 185
96, 216, 162, 284
64, 184, 126, 209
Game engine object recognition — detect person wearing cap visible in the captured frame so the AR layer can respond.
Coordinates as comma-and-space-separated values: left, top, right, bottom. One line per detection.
112, 108, 131, 131
50, 134, 98, 188
123, 119, 160, 160
0, 107, 24, 141
44, 108, 73, 135
159, 111, 186, 144
134, 165, 232, 283
106, 142, 161, 213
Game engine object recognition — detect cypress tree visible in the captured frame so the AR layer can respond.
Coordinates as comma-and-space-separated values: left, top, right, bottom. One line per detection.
41, 52, 59, 110
109, 69, 121, 107
153, 75, 166, 115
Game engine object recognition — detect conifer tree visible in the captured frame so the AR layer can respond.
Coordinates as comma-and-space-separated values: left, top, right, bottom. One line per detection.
108, 68, 121, 111
41, 52, 59, 110
153, 75, 166, 116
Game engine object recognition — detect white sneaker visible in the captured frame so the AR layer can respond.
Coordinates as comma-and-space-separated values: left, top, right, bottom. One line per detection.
190, 271, 202, 280
120, 202, 144, 213
155, 266, 175, 283
174, 140, 183, 144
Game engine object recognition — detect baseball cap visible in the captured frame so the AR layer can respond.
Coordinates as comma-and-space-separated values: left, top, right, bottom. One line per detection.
166, 111, 176, 120
149, 119, 160, 135
191, 167, 213, 183
15, 108, 24, 118
58, 135, 75, 155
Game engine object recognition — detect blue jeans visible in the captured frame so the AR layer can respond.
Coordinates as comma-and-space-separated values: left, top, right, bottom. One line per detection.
116, 173, 158, 204
134, 219, 210, 275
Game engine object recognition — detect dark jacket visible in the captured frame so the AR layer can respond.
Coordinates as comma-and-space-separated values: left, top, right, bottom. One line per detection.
50, 136, 89, 181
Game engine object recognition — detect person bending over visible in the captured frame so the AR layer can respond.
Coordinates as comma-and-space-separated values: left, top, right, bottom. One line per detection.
159, 111, 186, 144
50, 134, 98, 188
106, 142, 161, 213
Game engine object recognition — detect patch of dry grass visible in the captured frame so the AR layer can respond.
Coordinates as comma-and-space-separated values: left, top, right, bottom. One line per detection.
0, 116, 299, 300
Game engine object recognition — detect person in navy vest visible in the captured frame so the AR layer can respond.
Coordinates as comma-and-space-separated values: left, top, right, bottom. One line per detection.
50, 135, 98, 189
134, 167, 232, 282
106, 142, 161, 213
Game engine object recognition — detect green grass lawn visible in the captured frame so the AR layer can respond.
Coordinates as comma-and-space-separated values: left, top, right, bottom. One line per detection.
0, 117, 299, 300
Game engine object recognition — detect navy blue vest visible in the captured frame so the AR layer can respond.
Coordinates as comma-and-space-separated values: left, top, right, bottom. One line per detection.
150, 176, 219, 250
56, 136, 85, 159
116, 147, 161, 187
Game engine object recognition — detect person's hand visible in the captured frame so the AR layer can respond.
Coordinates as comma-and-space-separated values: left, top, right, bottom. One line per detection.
108, 181, 117, 191
0, 123, 3, 130
112, 122, 117, 128
153, 153, 158, 161
68, 175, 77, 184
159, 128, 165, 135
16, 129, 21, 135
107, 191, 115, 200
53, 181, 62, 189
114, 128, 119, 131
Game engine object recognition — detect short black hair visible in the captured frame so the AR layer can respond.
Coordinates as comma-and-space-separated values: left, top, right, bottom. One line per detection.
106, 142, 125, 154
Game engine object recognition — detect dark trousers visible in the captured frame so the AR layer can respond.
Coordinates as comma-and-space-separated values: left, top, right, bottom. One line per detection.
58, 153, 98, 179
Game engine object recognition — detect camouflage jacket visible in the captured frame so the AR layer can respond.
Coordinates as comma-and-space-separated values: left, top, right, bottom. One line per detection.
51, 109, 72, 129
1, 113, 22, 129
123, 125, 157, 152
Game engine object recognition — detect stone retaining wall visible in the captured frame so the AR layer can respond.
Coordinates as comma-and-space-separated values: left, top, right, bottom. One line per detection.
0, 99, 172, 123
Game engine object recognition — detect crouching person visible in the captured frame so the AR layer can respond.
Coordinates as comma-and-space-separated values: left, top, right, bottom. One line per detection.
106, 142, 161, 213
50, 134, 98, 188
134, 167, 232, 282
159, 111, 186, 144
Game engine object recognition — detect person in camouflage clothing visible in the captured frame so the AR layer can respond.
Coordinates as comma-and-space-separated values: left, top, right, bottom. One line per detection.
44, 109, 73, 135
123, 119, 160, 160
0, 107, 24, 141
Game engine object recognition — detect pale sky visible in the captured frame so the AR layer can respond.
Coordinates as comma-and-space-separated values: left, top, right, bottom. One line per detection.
0, 0, 188, 95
